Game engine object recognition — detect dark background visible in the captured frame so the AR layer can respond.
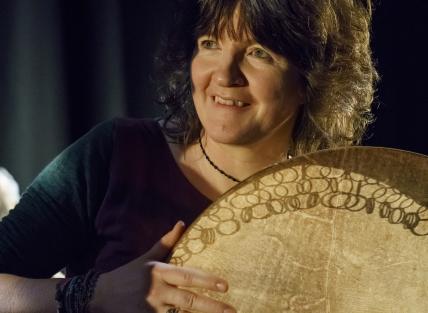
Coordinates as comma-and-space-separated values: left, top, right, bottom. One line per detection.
0, 0, 427, 189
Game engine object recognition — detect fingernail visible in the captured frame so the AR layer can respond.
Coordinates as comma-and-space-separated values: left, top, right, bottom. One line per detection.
216, 282, 227, 292
177, 220, 185, 227
174, 221, 185, 229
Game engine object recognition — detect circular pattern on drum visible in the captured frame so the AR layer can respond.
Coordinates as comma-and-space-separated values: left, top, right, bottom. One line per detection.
169, 147, 428, 313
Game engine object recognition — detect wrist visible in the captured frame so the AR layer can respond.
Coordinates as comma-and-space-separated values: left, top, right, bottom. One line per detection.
87, 273, 107, 313
54, 270, 101, 313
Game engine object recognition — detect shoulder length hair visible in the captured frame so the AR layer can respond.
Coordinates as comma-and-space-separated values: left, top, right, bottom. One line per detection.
155, 0, 379, 156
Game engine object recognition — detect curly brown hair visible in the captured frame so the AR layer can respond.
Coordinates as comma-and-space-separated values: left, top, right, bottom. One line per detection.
156, 0, 378, 155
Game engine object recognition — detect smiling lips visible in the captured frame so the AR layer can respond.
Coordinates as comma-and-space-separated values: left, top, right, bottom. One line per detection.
214, 95, 249, 108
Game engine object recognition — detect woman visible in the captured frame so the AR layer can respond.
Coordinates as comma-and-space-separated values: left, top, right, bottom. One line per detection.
0, 0, 377, 312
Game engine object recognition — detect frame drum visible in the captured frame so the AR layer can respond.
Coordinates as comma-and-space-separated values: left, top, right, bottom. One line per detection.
168, 147, 428, 313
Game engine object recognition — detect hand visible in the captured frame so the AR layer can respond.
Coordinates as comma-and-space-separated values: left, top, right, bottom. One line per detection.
89, 221, 236, 313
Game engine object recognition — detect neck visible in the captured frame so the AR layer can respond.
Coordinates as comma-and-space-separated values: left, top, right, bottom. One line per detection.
178, 120, 295, 200
201, 136, 290, 182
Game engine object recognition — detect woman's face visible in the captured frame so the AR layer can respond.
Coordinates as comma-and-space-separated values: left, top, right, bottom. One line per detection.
191, 31, 304, 146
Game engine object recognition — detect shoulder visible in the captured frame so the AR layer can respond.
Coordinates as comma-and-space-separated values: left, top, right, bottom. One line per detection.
78, 118, 164, 153
112, 117, 163, 141
108, 117, 170, 167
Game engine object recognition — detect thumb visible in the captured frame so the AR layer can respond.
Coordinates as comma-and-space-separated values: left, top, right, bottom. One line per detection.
144, 221, 186, 261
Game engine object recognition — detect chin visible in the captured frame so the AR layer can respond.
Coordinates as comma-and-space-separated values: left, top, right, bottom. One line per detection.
204, 125, 260, 146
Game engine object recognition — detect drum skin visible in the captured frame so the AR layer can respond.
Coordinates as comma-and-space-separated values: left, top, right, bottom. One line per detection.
168, 147, 428, 313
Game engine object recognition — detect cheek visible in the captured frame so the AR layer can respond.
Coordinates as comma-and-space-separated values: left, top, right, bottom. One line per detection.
250, 71, 303, 118
250, 72, 285, 105
257, 68, 301, 100
191, 57, 212, 94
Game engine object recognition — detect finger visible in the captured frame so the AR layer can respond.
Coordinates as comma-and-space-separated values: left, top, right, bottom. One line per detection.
163, 286, 236, 313
162, 306, 191, 313
145, 221, 186, 261
161, 266, 228, 292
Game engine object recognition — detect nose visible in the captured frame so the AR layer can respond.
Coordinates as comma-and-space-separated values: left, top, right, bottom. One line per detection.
212, 55, 246, 87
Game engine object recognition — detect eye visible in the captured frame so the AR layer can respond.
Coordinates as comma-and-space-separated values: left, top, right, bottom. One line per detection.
200, 39, 219, 49
250, 48, 272, 60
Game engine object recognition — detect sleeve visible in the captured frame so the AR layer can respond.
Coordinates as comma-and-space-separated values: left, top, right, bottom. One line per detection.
0, 119, 116, 278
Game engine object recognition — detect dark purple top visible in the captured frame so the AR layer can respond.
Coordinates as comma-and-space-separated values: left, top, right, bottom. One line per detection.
0, 118, 211, 278
93, 118, 211, 273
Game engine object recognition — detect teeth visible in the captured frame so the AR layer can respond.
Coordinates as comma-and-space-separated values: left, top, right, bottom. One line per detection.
215, 96, 246, 107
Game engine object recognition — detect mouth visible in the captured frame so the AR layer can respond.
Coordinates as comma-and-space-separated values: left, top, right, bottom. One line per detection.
213, 95, 250, 108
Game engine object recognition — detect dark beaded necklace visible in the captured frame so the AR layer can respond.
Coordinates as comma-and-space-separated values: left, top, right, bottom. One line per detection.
198, 136, 241, 183
198, 136, 293, 184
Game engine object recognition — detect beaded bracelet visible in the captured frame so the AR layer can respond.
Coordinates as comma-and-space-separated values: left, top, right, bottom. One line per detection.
55, 278, 70, 313
55, 269, 101, 313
